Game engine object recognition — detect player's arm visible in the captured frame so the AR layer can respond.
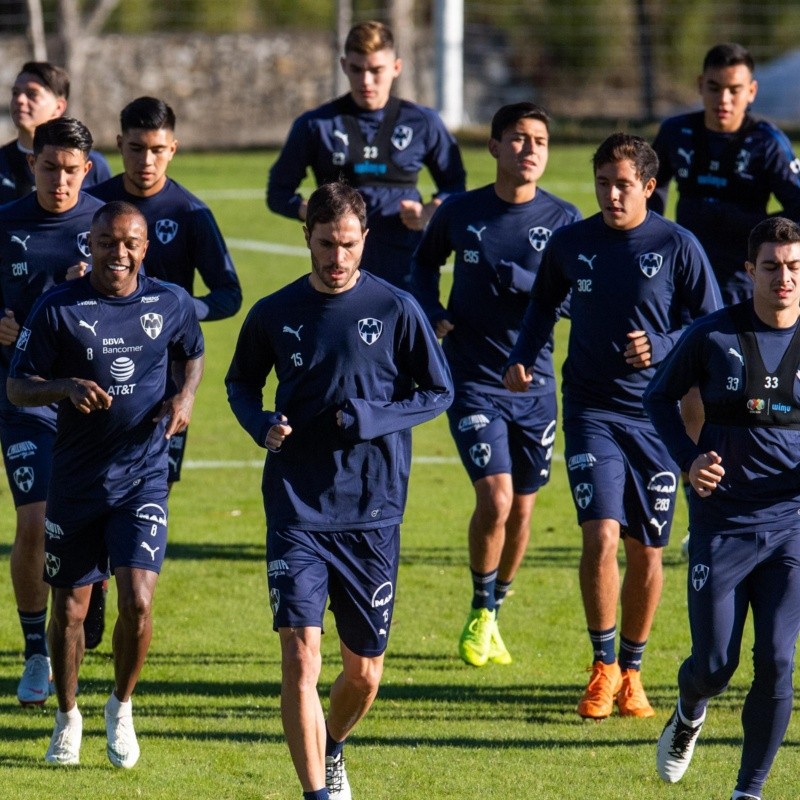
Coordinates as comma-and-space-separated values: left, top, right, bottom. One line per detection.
7, 374, 111, 413
266, 116, 314, 221
642, 325, 706, 472
188, 207, 243, 321
154, 354, 205, 439
503, 248, 568, 391
338, 301, 453, 441
764, 126, 800, 220
400, 112, 467, 231
409, 202, 454, 336
226, 301, 291, 448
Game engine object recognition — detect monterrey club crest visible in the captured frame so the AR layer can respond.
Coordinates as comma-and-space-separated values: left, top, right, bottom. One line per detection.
13, 466, 34, 493
469, 443, 491, 468
155, 218, 179, 244
528, 226, 552, 252
639, 252, 663, 279
391, 125, 413, 151
358, 318, 383, 345
692, 564, 710, 591
141, 312, 163, 340
574, 482, 593, 510
76, 231, 91, 258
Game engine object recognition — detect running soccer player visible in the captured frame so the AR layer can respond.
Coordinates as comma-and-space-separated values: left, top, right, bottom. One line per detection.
8, 201, 204, 767
644, 217, 800, 800
227, 182, 452, 800
650, 43, 800, 306
85, 96, 242, 647
0, 117, 104, 707
1, 62, 111, 206
504, 133, 721, 719
410, 102, 581, 667
267, 20, 466, 289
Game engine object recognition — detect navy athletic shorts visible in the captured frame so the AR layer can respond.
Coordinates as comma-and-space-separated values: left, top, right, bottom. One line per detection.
43, 479, 169, 587
564, 415, 679, 546
446, 389, 557, 493
0, 413, 54, 507
266, 525, 400, 658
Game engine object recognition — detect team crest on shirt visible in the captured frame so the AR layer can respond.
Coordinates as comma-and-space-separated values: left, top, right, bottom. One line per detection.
574, 482, 593, 509
692, 564, 710, 591
13, 466, 34, 493
45, 552, 61, 578
141, 312, 163, 340
639, 252, 663, 278
391, 125, 413, 151
528, 226, 552, 252
469, 443, 491, 468
76, 231, 91, 258
358, 318, 383, 345
155, 218, 179, 244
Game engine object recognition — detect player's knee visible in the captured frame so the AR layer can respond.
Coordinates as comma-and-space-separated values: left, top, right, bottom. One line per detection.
474, 477, 513, 524
280, 635, 322, 686
683, 656, 737, 697
116, 588, 153, 630
753, 648, 793, 696
343, 658, 383, 696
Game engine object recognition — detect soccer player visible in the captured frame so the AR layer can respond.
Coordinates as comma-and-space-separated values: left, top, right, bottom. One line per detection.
410, 102, 581, 667
267, 20, 466, 289
650, 43, 800, 306
504, 133, 721, 719
85, 96, 242, 647
226, 182, 452, 800
8, 201, 204, 767
644, 217, 800, 800
1, 62, 111, 206
0, 117, 104, 706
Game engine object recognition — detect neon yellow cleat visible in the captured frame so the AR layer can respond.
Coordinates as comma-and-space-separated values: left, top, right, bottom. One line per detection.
458, 607, 495, 667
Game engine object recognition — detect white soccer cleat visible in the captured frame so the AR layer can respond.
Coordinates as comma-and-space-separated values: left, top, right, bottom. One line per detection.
657, 705, 705, 783
18, 653, 52, 706
45, 708, 82, 765
325, 752, 352, 800
105, 696, 140, 769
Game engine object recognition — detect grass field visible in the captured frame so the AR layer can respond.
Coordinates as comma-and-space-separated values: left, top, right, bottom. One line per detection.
0, 145, 797, 799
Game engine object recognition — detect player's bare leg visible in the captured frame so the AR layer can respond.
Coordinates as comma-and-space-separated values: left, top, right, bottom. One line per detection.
279, 626, 326, 792
48, 585, 92, 712
327, 644, 384, 742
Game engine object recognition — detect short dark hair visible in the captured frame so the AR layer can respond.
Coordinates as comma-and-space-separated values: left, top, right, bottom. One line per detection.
120, 96, 176, 133
92, 200, 147, 230
747, 217, 800, 264
306, 183, 367, 234
32, 117, 92, 157
344, 21, 394, 55
490, 102, 550, 141
592, 132, 659, 184
17, 61, 70, 99
702, 43, 754, 74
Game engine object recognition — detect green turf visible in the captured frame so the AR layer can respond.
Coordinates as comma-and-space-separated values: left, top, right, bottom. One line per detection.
0, 145, 797, 798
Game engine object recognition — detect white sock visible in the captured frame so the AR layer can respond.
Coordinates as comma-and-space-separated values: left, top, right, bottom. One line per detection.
107, 692, 132, 717
56, 705, 81, 724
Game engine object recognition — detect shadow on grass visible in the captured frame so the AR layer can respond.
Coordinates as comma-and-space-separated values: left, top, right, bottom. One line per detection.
400, 544, 581, 569
164, 541, 264, 561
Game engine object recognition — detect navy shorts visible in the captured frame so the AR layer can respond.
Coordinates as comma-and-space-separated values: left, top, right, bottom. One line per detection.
267, 526, 400, 658
167, 428, 188, 483
564, 415, 678, 546
0, 414, 54, 507
43, 481, 169, 588
447, 390, 557, 493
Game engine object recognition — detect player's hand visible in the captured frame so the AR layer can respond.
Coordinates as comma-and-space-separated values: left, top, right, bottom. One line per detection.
65, 261, 89, 281
154, 391, 196, 439
435, 318, 455, 339
0, 309, 19, 346
503, 363, 533, 392
69, 379, 112, 414
266, 414, 292, 451
624, 330, 652, 368
689, 451, 725, 497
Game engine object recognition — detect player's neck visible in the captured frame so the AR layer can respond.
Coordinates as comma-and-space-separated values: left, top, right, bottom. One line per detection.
753, 301, 800, 330
494, 179, 537, 205
122, 173, 167, 198
16, 130, 34, 150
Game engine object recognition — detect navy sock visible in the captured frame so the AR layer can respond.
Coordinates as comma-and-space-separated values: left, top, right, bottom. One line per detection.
19, 608, 48, 659
325, 725, 345, 760
493, 579, 512, 618
678, 697, 707, 724
470, 568, 497, 610
588, 626, 616, 665
303, 790, 328, 800
618, 635, 646, 671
